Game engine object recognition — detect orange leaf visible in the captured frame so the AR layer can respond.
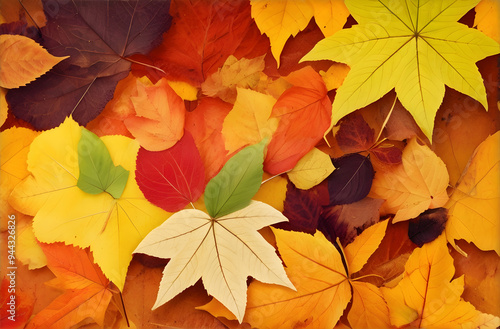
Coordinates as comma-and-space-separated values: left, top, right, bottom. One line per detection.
124, 77, 185, 151
0, 0, 46, 27
0, 35, 67, 89
348, 281, 392, 329
26, 243, 113, 329
265, 66, 331, 174
0, 277, 34, 329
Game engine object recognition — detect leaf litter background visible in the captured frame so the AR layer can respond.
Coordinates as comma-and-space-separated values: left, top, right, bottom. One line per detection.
0, 0, 499, 328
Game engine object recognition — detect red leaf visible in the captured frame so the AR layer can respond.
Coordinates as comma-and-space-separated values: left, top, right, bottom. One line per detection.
0, 277, 34, 329
265, 66, 331, 174
370, 145, 403, 165
135, 131, 205, 212
7, 0, 171, 130
185, 97, 232, 182
141, 0, 266, 86
336, 112, 375, 153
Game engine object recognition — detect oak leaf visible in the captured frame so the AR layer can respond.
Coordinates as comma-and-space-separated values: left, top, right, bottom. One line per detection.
135, 131, 205, 212
0, 34, 67, 89
134, 201, 294, 323
381, 234, 500, 328
288, 147, 335, 190
124, 77, 185, 151
6, 0, 171, 130
9, 118, 167, 290
445, 132, 500, 255
370, 138, 449, 223
26, 243, 113, 329
301, 0, 500, 140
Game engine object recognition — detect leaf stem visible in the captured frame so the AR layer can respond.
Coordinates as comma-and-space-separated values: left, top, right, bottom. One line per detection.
190, 202, 196, 209
350, 273, 385, 282
261, 171, 289, 184
374, 95, 398, 143
125, 57, 166, 74
119, 291, 130, 327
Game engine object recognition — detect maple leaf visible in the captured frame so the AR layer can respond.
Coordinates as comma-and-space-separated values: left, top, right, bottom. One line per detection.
26, 243, 113, 329
0, 34, 67, 89
9, 118, 167, 290
370, 138, 449, 223
124, 77, 185, 151
6, 0, 171, 130
381, 234, 500, 328
135, 131, 205, 212
287, 147, 335, 190
445, 131, 500, 256
134, 201, 294, 323
250, 0, 349, 66
301, 0, 500, 140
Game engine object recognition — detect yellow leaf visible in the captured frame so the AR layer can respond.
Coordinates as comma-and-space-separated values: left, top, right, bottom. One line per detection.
381, 234, 500, 328
301, 0, 500, 141
288, 147, 335, 190
320, 63, 350, 91
166, 80, 198, 101
222, 87, 278, 154
242, 229, 351, 329
134, 201, 294, 323
251, 0, 313, 66
369, 138, 449, 223
202, 55, 265, 103
0, 34, 68, 89
344, 219, 388, 274
310, 0, 350, 37
9, 118, 168, 290
446, 132, 500, 256
16, 215, 47, 269
474, 0, 500, 44
253, 173, 288, 212
349, 281, 392, 329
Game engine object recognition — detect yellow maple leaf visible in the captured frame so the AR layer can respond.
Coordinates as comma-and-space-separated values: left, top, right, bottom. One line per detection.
9, 118, 168, 290
445, 132, 500, 256
222, 87, 279, 154
0, 34, 68, 89
301, 0, 500, 141
288, 147, 335, 190
381, 234, 500, 328
370, 138, 449, 223
250, 0, 349, 66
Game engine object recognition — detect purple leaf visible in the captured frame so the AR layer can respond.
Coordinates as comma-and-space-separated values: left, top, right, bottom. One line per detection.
408, 208, 448, 247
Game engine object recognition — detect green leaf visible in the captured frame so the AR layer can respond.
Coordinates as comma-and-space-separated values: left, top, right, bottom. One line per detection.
301, 0, 500, 141
77, 129, 129, 199
205, 139, 266, 218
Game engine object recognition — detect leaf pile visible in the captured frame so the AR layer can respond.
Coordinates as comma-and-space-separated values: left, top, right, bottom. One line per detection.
1, 0, 499, 328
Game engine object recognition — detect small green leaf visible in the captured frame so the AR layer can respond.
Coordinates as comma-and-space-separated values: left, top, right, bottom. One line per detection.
77, 129, 129, 199
205, 139, 266, 218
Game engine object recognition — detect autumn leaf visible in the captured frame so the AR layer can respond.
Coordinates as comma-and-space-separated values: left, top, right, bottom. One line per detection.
0, 34, 67, 89
134, 201, 294, 323
381, 234, 500, 328
370, 138, 449, 223
250, 0, 349, 66
408, 208, 448, 247
202, 55, 266, 103
9, 118, 167, 290
474, 0, 500, 44
335, 112, 375, 154
221, 88, 278, 154
301, 0, 500, 140
0, 277, 34, 329
26, 243, 113, 329
135, 131, 205, 212
445, 132, 500, 255
124, 77, 185, 151
288, 147, 335, 190
6, 0, 171, 130
265, 66, 331, 174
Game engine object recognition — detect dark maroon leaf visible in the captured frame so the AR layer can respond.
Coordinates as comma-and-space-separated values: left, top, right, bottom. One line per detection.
7, 0, 171, 130
318, 198, 384, 246
274, 181, 322, 234
335, 112, 374, 153
408, 208, 448, 247
327, 153, 374, 205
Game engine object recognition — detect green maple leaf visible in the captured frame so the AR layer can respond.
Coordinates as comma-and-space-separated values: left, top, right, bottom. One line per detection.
301, 0, 500, 140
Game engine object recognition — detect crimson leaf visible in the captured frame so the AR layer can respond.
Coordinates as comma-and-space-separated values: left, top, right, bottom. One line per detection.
7, 0, 171, 130
135, 131, 205, 212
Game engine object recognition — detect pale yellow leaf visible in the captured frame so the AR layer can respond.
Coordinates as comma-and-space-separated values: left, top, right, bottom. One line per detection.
0, 34, 68, 89
370, 138, 449, 223
288, 147, 335, 190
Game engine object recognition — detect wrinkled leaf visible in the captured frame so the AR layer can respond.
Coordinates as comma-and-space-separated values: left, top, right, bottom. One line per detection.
301, 0, 500, 140
77, 129, 129, 199
134, 201, 294, 323
205, 139, 266, 218
135, 131, 205, 212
